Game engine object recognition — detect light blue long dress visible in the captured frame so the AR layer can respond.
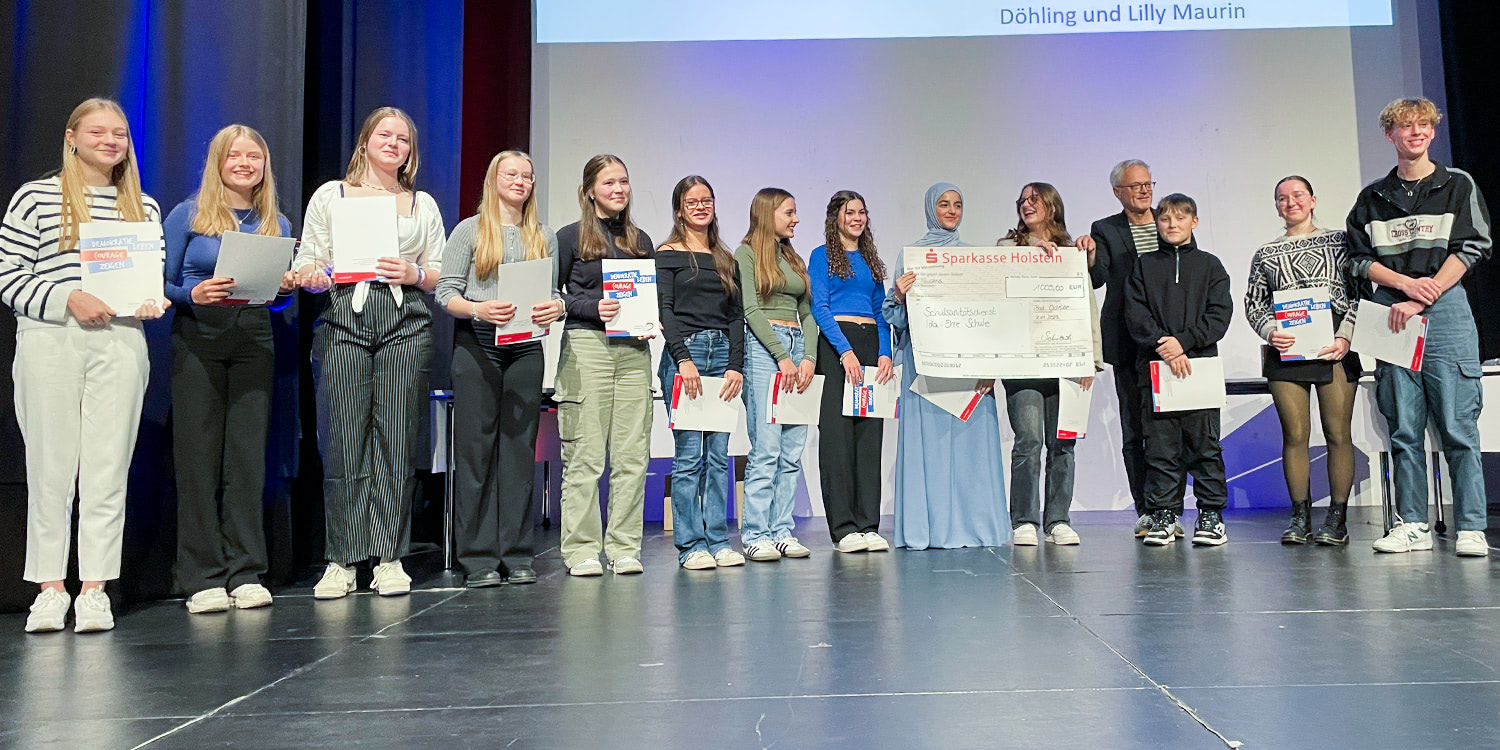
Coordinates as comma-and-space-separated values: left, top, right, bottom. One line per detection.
884, 183, 1009, 549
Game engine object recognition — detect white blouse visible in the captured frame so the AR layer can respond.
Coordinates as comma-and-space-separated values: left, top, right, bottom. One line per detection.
295, 180, 446, 311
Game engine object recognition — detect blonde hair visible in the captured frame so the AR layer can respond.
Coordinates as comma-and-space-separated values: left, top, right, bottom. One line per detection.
742, 188, 806, 301
191, 125, 282, 237
344, 107, 420, 191
474, 150, 548, 280
576, 154, 648, 261
58, 98, 147, 251
1380, 98, 1443, 133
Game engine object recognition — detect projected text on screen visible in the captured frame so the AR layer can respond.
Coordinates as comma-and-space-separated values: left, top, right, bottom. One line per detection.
537, 0, 1394, 43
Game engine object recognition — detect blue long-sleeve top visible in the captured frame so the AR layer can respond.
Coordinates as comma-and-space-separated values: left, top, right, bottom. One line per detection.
163, 198, 294, 310
808, 244, 891, 358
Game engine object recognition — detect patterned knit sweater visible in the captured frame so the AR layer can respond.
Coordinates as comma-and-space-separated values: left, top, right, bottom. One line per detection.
1243, 227, 1360, 342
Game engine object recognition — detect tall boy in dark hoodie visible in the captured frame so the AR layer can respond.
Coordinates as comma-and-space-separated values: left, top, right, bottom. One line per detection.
1125, 194, 1234, 546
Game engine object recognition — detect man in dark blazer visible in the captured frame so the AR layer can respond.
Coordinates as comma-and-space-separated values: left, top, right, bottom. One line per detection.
1090, 159, 1185, 535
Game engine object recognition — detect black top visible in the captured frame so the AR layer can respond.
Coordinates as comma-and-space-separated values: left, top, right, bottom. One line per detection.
1345, 162, 1492, 283
556, 216, 656, 332
655, 249, 745, 371
1124, 236, 1233, 369
1089, 210, 1155, 367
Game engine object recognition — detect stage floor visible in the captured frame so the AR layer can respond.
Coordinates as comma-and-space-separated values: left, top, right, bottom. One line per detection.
2, 507, 1497, 749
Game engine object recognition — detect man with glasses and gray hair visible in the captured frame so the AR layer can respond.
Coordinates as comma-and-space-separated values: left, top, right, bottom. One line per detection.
1090, 160, 1185, 536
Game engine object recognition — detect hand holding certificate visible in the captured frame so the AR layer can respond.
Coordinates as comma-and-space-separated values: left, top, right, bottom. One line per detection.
843, 366, 901, 418
768, 373, 824, 425
79, 221, 167, 317
330, 195, 397, 283
1150, 356, 1226, 412
491, 257, 556, 345
601, 259, 659, 338
213, 232, 296, 305
669, 375, 743, 432
1350, 300, 1427, 370
1271, 288, 1334, 361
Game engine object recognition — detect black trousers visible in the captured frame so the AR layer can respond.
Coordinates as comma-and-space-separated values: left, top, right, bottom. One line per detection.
817, 322, 884, 541
451, 322, 544, 574
1142, 394, 1227, 512
1115, 363, 1186, 514
172, 305, 274, 593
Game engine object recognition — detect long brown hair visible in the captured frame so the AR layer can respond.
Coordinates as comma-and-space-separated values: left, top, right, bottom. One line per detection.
343, 107, 420, 192
822, 190, 886, 282
743, 188, 806, 301
191, 124, 283, 237
1002, 182, 1072, 245
576, 153, 647, 261
474, 150, 548, 280
58, 98, 147, 251
661, 175, 735, 296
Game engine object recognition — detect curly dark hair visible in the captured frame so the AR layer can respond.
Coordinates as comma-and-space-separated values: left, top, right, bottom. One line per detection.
822, 190, 885, 282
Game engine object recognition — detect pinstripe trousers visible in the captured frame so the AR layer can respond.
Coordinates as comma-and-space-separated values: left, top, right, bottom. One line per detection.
314, 284, 432, 564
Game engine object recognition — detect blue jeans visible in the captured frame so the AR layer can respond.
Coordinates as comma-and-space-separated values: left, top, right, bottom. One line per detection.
741, 324, 808, 545
1373, 284, 1486, 531
659, 330, 733, 561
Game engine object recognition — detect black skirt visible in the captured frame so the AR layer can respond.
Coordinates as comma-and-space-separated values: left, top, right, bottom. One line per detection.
1261, 345, 1363, 384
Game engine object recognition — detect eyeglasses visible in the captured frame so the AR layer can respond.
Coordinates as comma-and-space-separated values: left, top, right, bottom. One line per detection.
1115, 181, 1155, 194
498, 170, 535, 184
1016, 194, 1043, 208
683, 198, 714, 209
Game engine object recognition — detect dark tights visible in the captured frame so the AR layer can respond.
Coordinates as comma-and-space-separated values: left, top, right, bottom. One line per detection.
1268, 364, 1356, 506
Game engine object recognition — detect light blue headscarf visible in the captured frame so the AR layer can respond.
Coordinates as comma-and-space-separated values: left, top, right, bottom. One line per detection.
913, 182, 966, 247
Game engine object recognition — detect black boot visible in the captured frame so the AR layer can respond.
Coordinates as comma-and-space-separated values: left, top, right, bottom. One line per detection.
1312, 504, 1349, 546
1281, 500, 1311, 544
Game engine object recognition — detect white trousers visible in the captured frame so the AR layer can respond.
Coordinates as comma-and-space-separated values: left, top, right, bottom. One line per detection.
14, 321, 148, 582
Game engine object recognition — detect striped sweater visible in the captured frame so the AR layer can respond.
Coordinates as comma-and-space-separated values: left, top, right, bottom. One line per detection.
0, 176, 162, 327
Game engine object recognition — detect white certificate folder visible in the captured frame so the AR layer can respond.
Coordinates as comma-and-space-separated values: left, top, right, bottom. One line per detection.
767, 373, 824, 425
1351, 300, 1427, 371
213, 231, 296, 304
493, 257, 555, 345
842, 366, 901, 419
1150, 357, 1227, 413
909, 375, 983, 422
1272, 287, 1334, 361
668, 375, 742, 432
78, 221, 165, 316
330, 195, 397, 283
1057, 377, 1092, 439
601, 259, 659, 338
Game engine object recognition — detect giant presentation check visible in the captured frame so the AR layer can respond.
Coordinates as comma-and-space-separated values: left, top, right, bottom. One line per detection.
903, 246, 1094, 379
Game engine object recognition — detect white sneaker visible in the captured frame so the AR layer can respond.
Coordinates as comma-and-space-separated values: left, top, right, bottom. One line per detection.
569, 559, 604, 577
744, 541, 781, 562
835, 533, 869, 553
1456, 530, 1491, 557
775, 538, 811, 558
681, 550, 717, 570
186, 588, 232, 614
1046, 523, 1081, 545
230, 583, 273, 609
24, 589, 70, 633
1011, 524, 1039, 546
1373, 522, 1434, 553
371, 560, 412, 596
862, 532, 890, 552
714, 548, 746, 567
610, 557, 644, 575
1134, 514, 1153, 538
313, 563, 357, 599
73, 587, 114, 633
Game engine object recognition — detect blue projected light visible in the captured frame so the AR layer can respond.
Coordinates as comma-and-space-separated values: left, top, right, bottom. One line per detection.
537, 0, 1394, 43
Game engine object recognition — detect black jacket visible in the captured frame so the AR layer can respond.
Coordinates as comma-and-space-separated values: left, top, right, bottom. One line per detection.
1124, 236, 1233, 368
1345, 162, 1492, 285
1090, 210, 1154, 366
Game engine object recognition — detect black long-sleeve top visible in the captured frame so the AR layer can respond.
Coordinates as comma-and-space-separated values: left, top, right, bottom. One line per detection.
1125, 236, 1233, 368
655, 249, 745, 371
556, 216, 655, 332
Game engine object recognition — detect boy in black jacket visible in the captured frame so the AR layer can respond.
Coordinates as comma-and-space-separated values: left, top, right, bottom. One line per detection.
1125, 194, 1234, 546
